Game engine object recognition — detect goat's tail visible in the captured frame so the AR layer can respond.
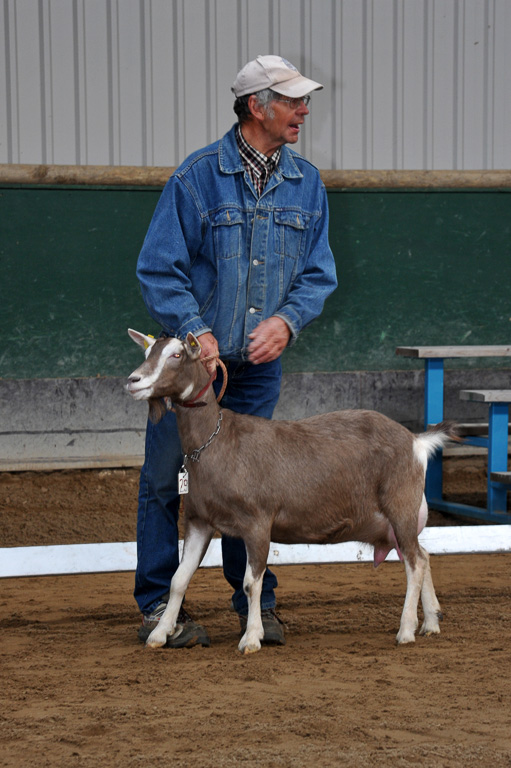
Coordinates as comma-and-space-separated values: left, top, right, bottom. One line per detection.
413, 421, 462, 469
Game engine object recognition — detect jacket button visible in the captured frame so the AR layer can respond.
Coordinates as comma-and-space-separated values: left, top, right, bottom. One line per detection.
249, 307, 256, 314
253, 259, 260, 266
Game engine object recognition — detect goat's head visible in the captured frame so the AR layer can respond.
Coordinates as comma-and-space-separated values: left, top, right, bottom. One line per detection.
126, 329, 203, 423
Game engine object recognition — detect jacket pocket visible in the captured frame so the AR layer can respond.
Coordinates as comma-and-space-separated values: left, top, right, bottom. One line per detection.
274, 210, 310, 258
211, 208, 244, 259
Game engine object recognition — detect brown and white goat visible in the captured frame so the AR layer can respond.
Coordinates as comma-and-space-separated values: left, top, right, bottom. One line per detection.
126, 329, 457, 653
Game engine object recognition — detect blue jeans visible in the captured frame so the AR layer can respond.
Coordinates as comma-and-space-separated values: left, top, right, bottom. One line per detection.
134, 358, 282, 616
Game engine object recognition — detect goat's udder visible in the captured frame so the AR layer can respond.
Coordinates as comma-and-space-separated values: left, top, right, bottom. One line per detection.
373, 524, 404, 568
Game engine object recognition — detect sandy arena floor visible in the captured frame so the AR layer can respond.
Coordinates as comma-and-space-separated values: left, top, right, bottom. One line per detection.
1, 456, 510, 767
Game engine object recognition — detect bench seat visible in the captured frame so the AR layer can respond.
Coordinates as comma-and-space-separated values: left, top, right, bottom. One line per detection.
396, 345, 511, 359
490, 471, 511, 484
460, 389, 511, 403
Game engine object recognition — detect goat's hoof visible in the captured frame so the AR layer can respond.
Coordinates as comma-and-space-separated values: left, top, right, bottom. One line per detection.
419, 623, 441, 637
396, 631, 416, 645
419, 610, 443, 637
240, 644, 261, 655
238, 634, 261, 654
146, 639, 166, 649
146, 628, 168, 648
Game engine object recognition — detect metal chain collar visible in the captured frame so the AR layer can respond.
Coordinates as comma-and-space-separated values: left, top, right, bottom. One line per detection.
182, 411, 223, 465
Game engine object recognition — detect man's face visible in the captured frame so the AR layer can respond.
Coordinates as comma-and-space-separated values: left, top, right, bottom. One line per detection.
261, 96, 310, 153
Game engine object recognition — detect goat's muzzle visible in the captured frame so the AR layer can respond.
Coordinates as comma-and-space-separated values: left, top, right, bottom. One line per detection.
125, 374, 153, 400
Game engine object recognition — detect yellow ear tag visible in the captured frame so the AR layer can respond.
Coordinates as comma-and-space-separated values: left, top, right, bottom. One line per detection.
143, 334, 155, 350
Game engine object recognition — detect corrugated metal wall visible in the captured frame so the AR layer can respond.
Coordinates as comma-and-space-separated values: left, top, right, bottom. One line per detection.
2, 0, 510, 170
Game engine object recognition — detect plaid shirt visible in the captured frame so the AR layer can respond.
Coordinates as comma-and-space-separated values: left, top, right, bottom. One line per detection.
236, 124, 281, 197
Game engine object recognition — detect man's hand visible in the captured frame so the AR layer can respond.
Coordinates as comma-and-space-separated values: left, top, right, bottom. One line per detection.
248, 316, 291, 365
197, 332, 219, 375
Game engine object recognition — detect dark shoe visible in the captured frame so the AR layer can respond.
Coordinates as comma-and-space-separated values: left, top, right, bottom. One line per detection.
138, 604, 210, 648
238, 608, 286, 646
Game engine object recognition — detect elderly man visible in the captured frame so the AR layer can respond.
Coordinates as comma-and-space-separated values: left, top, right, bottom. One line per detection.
135, 55, 337, 648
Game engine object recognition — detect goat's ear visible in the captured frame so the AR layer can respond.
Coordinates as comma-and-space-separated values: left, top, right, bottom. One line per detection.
184, 332, 202, 360
128, 329, 155, 351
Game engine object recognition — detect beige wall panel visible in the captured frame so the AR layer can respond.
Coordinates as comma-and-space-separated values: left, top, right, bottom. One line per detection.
1, 0, 510, 170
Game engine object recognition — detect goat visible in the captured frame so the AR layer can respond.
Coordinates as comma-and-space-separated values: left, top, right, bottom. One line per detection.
126, 329, 458, 654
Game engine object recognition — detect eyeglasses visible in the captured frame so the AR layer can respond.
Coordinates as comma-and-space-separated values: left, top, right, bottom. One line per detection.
274, 94, 311, 109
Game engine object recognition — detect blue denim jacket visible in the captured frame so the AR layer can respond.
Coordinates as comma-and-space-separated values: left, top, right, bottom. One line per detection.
137, 124, 337, 361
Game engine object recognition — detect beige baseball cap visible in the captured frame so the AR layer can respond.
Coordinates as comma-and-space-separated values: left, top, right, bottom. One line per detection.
232, 55, 323, 98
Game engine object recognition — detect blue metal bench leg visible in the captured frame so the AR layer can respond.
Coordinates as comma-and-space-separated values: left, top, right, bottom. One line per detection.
424, 358, 444, 504
487, 402, 509, 515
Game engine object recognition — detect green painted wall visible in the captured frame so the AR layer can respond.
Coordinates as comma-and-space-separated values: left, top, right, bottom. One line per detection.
313, 189, 511, 372
1, 185, 510, 378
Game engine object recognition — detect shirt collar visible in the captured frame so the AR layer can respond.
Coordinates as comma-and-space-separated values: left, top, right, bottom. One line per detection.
235, 124, 282, 174
219, 124, 303, 180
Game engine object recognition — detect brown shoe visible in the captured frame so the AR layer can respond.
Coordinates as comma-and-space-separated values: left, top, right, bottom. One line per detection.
238, 608, 286, 645
138, 604, 210, 648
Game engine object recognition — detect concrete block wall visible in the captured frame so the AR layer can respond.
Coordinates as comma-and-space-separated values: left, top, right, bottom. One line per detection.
1, 368, 509, 471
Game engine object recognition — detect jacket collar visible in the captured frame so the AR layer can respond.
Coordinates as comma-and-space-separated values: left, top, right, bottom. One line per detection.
219, 124, 303, 180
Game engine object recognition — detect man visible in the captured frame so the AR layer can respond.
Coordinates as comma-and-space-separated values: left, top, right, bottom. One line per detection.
135, 55, 337, 648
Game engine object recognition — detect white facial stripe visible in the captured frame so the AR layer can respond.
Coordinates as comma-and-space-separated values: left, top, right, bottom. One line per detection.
139, 338, 184, 388
161, 338, 183, 358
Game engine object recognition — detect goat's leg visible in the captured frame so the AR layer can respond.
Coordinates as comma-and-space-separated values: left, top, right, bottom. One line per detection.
146, 521, 214, 649
396, 546, 427, 644
418, 546, 443, 636
238, 538, 270, 655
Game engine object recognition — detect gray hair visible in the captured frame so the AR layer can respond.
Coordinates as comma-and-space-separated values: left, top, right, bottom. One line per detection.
233, 88, 276, 123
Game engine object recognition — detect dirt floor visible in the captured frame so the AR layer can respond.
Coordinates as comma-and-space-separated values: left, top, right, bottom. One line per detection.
1, 456, 511, 767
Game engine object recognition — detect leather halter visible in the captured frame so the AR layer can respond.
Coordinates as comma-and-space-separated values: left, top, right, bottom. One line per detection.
172, 371, 217, 408
171, 358, 228, 409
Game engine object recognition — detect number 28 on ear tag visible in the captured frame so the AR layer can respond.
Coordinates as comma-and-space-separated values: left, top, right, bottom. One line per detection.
178, 468, 189, 495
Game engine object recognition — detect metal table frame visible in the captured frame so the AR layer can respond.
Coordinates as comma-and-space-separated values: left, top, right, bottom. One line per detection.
396, 346, 511, 523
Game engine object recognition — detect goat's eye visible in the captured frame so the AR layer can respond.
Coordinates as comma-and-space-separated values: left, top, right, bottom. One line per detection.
173, 353, 181, 359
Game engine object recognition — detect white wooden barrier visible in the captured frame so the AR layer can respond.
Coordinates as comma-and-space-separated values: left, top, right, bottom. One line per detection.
1, 526, 510, 578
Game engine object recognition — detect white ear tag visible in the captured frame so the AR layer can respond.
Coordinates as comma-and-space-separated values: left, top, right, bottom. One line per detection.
178, 466, 189, 495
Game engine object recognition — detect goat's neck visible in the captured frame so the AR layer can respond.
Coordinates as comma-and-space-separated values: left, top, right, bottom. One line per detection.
172, 361, 221, 451
174, 388, 222, 454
